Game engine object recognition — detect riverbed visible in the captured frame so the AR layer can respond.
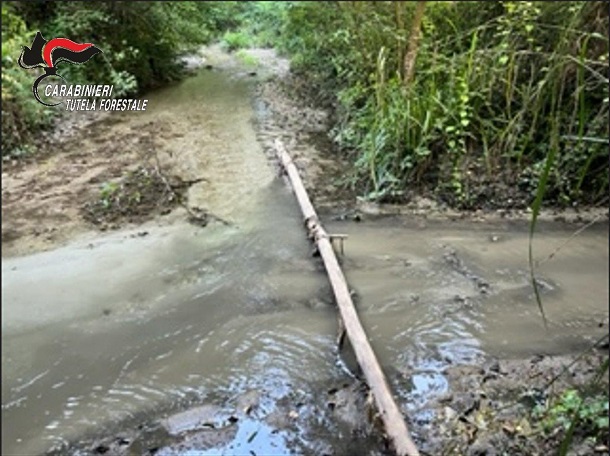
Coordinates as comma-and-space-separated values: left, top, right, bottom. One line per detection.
2, 48, 608, 456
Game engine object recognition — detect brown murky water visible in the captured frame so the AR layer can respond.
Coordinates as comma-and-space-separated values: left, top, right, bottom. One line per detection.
326, 217, 609, 410
2, 66, 608, 455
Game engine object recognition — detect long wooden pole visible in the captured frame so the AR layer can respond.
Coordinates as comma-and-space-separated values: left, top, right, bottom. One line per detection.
275, 139, 420, 456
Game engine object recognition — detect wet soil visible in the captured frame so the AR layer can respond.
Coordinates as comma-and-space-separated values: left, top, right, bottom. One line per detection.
1, 116, 193, 257
422, 351, 609, 455
2, 44, 268, 258
2, 45, 608, 456
254, 73, 357, 213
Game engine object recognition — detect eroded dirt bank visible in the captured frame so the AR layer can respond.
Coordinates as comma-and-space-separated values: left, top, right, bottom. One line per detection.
2, 45, 608, 456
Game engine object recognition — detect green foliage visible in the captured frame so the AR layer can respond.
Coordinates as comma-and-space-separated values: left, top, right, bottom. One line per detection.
243, 1, 289, 48
222, 30, 252, 51
43, 2, 213, 93
2, 1, 238, 156
277, 1, 609, 207
1, 3, 53, 154
235, 50, 259, 67
534, 389, 609, 443
196, 1, 250, 33
224, 1, 291, 49
99, 181, 120, 209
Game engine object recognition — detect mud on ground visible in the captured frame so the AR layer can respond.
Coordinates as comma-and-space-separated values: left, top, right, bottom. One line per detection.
1, 44, 289, 259
1, 115, 199, 257
419, 351, 609, 455
254, 73, 357, 214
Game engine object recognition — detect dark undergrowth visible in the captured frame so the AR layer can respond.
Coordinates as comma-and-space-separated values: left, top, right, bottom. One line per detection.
241, 1, 609, 210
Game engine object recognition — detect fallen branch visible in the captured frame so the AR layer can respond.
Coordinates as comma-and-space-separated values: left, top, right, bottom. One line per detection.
275, 139, 420, 456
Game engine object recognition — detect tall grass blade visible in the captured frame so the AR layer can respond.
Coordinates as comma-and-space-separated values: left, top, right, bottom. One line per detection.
528, 120, 559, 329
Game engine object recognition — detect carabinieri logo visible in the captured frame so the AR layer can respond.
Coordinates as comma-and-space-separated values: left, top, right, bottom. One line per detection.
19, 32, 102, 106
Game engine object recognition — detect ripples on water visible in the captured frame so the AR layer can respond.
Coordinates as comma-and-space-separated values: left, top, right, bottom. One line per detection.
3, 217, 608, 455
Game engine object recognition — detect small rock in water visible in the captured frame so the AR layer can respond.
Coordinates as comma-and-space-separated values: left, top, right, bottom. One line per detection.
162, 404, 224, 435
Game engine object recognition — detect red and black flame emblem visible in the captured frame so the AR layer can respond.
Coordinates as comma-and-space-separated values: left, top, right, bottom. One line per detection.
19, 32, 102, 106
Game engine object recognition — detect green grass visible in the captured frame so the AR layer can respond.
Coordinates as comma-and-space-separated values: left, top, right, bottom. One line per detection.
235, 49, 259, 67
222, 30, 251, 51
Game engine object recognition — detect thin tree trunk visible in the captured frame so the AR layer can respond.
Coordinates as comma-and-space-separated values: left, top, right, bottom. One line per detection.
403, 1, 427, 87
275, 139, 421, 456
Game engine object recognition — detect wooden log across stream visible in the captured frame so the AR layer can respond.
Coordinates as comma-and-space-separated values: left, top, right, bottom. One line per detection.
274, 139, 420, 456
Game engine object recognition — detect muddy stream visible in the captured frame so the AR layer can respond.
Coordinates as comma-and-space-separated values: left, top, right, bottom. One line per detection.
2, 60, 608, 456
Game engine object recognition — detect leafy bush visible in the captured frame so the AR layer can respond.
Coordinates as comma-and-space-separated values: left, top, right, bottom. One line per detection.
219, 1, 291, 52
1, 3, 53, 154
238, 1, 290, 48
222, 30, 251, 51
534, 389, 609, 443
277, 1, 609, 207
235, 50, 259, 67
2, 1, 239, 156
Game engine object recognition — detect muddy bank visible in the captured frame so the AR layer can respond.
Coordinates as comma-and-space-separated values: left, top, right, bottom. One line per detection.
254, 73, 357, 213
421, 351, 609, 455
1, 111, 195, 257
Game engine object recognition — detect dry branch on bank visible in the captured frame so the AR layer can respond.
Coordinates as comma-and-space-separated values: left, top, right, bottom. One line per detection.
274, 139, 420, 456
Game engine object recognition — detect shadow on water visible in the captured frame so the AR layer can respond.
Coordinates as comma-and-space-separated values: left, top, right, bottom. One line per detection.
2, 65, 609, 455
